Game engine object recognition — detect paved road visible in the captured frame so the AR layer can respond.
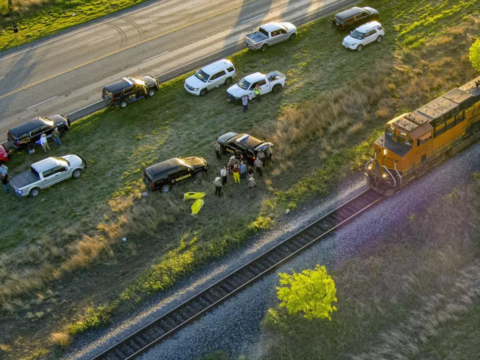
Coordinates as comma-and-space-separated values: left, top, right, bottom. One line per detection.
0, 0, 357, 142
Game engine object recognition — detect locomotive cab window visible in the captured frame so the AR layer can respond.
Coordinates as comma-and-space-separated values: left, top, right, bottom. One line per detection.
397, 133, 413, 147
385, 126, 394, 139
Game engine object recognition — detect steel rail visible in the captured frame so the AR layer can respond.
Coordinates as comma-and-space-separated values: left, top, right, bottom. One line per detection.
91, 188, 384, 360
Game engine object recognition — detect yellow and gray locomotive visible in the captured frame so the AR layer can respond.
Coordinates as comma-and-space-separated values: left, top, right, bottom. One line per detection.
366, 76, 480, 196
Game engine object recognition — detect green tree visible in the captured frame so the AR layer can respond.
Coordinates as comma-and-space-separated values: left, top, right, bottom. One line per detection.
276, 265, 337, 320
470, 39, 480, 72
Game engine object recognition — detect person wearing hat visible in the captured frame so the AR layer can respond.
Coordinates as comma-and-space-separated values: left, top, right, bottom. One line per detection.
248, 176, 256, 198
52, 127, 61, 147
213, 177, 222, 196
40, 133, 50, 152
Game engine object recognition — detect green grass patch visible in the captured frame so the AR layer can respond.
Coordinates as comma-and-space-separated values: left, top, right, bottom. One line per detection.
0, 0, 148, 52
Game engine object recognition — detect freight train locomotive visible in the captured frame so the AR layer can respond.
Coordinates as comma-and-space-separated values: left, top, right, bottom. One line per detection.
365, 76, 480, 196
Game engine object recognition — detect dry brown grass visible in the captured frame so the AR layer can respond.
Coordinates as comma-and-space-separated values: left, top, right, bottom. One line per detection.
50, 332, 70, 347
0, 194, 185, 309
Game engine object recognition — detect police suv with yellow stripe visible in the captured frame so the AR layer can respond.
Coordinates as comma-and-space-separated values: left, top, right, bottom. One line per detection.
143, 157, 208, 193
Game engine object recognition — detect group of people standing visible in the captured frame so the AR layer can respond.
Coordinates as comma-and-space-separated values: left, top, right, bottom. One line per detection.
213, 142, 267, 198
39, 128, 62, 152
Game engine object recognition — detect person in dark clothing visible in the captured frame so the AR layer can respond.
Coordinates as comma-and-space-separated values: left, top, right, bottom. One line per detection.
241, 94, 249, 113
2, 175, 9, 194
213, 177, 222, 196
13, 23, 18, 38
247, 166, 254, 177
254, 157, 263, 177
52, 127, 61, 147
214, 142, 221, 160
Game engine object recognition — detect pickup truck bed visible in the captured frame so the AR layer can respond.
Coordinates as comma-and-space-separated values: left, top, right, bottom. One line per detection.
246, 32, 268, 43
10, 171, 39, 189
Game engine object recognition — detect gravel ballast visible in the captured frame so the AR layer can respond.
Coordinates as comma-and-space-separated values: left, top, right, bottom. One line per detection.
66, 141, 480, 360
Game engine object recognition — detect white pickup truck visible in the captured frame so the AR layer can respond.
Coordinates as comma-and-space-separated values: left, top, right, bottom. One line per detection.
244, 22, 297, 52
226, 71, 286, 103
9, 155, 87, 197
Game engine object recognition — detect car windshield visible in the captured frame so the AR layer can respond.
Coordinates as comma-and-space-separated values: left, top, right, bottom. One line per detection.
350, 30, 365, 40
195, 69, 210, 82
237, 78, 251, 90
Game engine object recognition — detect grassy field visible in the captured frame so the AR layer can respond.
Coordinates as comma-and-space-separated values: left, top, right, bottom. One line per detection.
258, 177, 480, 360
0, 0, 148, 52
1, 0, 480, 358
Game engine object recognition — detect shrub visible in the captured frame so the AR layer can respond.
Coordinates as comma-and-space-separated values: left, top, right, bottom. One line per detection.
276, 265, 337, 320
469, 39, 480, 72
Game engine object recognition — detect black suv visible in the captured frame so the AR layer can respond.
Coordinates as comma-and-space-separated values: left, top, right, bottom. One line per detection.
332, 7, 379, 31
7, 115, 70, 151
102, 75, 159, 108
143, 157, 208, 193
216, 132, 273, 162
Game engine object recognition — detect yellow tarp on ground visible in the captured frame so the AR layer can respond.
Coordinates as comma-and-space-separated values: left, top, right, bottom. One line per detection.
184, 192, 206, 201
191, 199, 204, 215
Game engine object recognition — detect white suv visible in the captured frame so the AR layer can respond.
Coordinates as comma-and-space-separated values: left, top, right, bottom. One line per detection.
184, 59, 236, 96
342, 21, 384, 51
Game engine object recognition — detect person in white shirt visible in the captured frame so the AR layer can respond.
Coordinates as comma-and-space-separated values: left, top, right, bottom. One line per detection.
40, 134, 50, 152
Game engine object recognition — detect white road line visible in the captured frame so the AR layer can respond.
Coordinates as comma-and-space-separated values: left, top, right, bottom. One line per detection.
88, 35, 116, 45
187, 1, 207, 9
0, 0, 167, 63
142, 51, 169, 63
241, 13, 265, 24
26, 96, 57, 110
66, 100, 105, 116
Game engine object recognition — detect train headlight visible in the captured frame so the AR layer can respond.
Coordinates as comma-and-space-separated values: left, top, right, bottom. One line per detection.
368, 164, 372, 170
383, 149, 387, 155
382, 173, 387, 178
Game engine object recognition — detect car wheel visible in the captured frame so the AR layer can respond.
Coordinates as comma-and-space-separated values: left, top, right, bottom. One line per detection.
224, 77, 232, 85
27, 143, 35, 151
260, 44, 268, 52
72, 169, 83, 179
59, 128, 67, 137
376, 35, 383, 43
161, 184, 171, 193
194, 171, 204, 180
120, 100, 128, 108
30, 187, 40, 197
148, 88, 156, 97
289, 33, 297, 41
357, 44, 363, 52
272, 85, 282, 94
200, 88, 207, 96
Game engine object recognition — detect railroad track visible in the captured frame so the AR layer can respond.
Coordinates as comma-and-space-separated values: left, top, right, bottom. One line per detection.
91, 188, 384, 360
